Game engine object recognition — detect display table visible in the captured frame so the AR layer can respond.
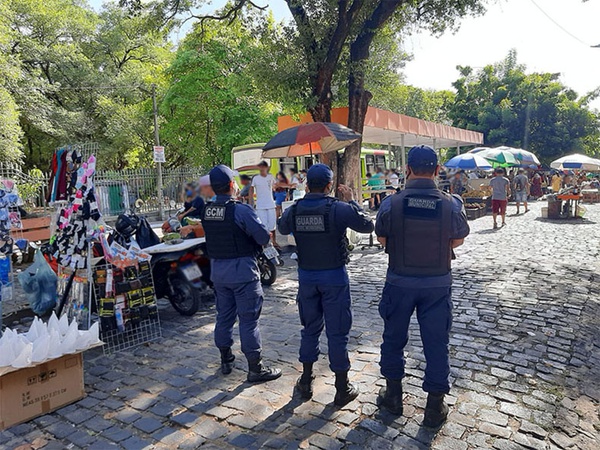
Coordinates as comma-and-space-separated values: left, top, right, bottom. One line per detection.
581, 189, 600, 204
556, 194, 583, 219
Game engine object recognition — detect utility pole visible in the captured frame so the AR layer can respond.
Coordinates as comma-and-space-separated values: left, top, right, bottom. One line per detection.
152, 84, 165, 220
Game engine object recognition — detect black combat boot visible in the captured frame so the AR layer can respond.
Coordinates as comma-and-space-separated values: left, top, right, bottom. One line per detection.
423, 393, 449, 428
333, 371, 359, 406
247, 358, 282, 383
219, 348, 235, 375
377, 378, 403, 415
295, 362, 315, 400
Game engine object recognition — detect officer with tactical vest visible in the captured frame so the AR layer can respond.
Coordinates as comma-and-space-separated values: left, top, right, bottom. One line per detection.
375, 146, 470, 427
278, 164, 374, 406
202, 165, 282, 383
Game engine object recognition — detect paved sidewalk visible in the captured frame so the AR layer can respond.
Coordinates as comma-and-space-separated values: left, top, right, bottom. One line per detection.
2, 201, 599, 449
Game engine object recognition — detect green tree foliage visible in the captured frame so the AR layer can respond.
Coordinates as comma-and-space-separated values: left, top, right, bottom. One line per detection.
449, 51, 600, 162
160, 14, 281, 167
1, 0, 171, 169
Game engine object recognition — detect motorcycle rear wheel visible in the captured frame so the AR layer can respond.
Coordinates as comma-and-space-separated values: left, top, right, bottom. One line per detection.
259, 256, 277, 286
168, 274, 201, 316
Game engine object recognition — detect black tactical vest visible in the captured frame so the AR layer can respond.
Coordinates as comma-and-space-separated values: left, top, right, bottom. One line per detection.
291, 197, 349, 270
387, 180, 453, 277
202, 201, 261, 259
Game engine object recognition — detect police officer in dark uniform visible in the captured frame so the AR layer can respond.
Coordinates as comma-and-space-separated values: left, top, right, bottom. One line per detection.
375, 146, 470, 427
202, 165, 281, 383
278, 164, 374, 406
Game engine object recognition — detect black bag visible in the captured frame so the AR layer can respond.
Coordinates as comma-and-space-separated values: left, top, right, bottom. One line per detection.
136, 217, 160, 249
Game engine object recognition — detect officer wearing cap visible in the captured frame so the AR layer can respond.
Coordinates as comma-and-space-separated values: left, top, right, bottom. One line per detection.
202, 165, 282, 383
278, 164, 374, 406
375, 146, 470, 427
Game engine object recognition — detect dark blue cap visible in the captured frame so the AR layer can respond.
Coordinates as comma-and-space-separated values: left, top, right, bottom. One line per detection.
407, 145, 438, 168
307, 164, 334, 188
209, 164, 235, 187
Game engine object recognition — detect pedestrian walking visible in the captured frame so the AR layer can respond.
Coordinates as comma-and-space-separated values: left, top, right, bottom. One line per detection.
513, 168, 530, 214
249, 161, 278, 248
278, 164, 374, 406
202, 165, 282, 383
374, 145, 470, 427
490, 168, 511, 229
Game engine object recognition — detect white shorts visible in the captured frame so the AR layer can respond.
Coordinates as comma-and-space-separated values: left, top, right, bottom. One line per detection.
256, 208, 276, 231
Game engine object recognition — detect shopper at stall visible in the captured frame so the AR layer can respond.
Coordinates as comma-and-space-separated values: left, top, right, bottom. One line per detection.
374, 145, 470, 427
278, 164, 374, 406
178, 182, 205, 222
249, 161, 278, 248
238, 174, 252, 203
513, 169, 530, 214
551, 172, 563, 193
490, 168, 511, 229
450, 171, 466, 196
202, 165, 282, 383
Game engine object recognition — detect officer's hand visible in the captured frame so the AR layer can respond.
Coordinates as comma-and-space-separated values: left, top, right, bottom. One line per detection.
337, 184, 354, 202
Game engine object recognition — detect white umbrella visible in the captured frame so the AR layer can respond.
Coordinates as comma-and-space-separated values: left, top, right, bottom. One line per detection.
550, 154, 600, 171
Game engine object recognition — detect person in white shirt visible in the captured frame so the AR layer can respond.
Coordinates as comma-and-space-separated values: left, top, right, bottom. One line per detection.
249, 161, 278, 248
388, 169, 400, 190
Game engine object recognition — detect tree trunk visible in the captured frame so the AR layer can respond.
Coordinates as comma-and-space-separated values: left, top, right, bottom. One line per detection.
309, 85, 337, 173
341, 72, 372, 193
340, 0, 402, 195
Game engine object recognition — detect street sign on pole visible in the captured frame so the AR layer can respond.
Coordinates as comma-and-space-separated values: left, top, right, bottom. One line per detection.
153, 146, 165, 163
152, 84, 165, 220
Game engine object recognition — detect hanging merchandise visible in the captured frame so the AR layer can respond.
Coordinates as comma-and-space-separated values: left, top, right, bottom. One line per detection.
92, 245, 161, 354
56, 267, 91, 329
47, 145, 83, 204
46, 147, 102, 330
0, 179, 24, 312
51, 154, 101, 270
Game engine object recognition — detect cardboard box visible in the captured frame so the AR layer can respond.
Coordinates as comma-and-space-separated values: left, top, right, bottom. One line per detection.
0, 353, 85, 431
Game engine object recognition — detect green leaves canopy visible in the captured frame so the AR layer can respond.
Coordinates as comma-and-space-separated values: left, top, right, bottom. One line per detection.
449, 51, 600, 162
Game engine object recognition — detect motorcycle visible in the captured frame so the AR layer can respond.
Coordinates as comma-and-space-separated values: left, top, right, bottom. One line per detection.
144, 238, 213, 316
259, 244, 280, 286
113, 212, 213, 316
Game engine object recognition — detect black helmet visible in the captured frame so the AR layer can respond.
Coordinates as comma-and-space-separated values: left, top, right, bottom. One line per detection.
115, 213, 139, 238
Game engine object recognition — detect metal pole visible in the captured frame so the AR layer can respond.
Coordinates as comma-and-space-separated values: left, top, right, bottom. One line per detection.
152, 84, 165, 220
400, 135, 406, 186
457, 145, 461, 155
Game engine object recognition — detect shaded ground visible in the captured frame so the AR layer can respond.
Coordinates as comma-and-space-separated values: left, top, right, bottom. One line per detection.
1, 200, 599, 449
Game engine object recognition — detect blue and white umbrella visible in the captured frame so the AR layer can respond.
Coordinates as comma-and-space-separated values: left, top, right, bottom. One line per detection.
551, 154, 600, 171
444, 154, 493, 170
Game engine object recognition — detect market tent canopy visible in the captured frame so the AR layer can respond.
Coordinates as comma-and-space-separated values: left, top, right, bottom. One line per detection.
278, 107, 484, 149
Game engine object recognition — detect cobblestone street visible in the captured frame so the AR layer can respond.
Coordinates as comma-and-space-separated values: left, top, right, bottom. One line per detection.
2, 201, 599, 449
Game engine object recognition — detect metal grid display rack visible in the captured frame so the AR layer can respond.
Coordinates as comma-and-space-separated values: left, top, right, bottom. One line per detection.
92, 261, 162, 355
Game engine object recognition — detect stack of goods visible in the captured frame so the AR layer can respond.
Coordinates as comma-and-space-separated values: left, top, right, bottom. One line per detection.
463, 185, 492, 218
0, 313, 101, 376
50, 154, 101, 269
94, 259, 158, 335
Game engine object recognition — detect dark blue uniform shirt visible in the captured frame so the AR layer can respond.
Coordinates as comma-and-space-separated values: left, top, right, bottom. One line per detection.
183, 197, 205, 219
210, 194, 271, 284
375, 179, 470, 288
279, 193, 374, 286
